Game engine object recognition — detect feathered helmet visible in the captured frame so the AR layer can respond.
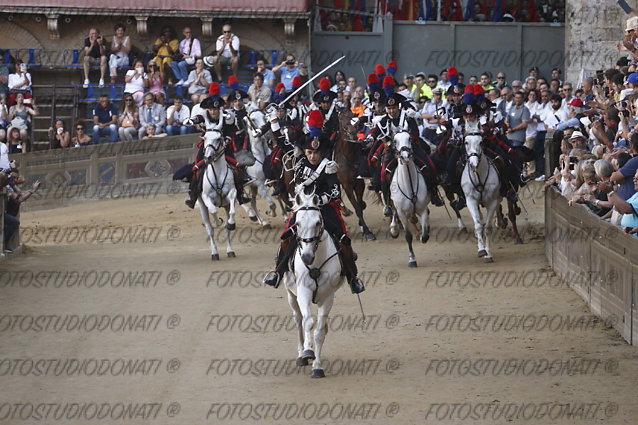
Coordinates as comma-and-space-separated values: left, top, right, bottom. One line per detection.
227, 76, 248, 102
448, 66, 459, 86
312, 77, 336, 103
382, 75, 395, 99
272, 82, 286, 103
204, 82, 225, 108
375, 64, 386, 81
305, 110, 324, 149
367, 73, 381, 95
386, 60, 398, 76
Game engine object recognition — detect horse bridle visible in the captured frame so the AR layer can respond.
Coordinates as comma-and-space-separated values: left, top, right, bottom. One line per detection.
204, 129, 230, 198
295, 205, 324, 253
464, 132, 490, 199
394, 132, 419, 213
205, 129, 226, 163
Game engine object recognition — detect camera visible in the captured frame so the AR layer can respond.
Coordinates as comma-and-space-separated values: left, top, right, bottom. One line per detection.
19, 63, 26, 72
285, 60, 295, 65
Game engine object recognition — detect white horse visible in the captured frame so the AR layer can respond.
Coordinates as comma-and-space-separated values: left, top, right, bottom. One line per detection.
461, 121, 501, 263
389, 131, 430, 268
282, 191, 344, 378
242, 109, 278, 227
199, 128, 237, 260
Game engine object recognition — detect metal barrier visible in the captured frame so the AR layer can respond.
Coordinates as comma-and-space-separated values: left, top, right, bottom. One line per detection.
545, 186, 638, 346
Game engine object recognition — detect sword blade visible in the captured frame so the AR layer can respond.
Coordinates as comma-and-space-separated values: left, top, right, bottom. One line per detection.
278, 55, 346, 108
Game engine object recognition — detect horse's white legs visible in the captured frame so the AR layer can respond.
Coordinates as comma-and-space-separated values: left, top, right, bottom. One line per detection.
419, 207, 430, 244
226, 188, 237, 229
389, 211, 399, 239
198, 199, 219, 260
395, 208, 417, 267
297, 291, 316, 361
466, 198, 487, 257
312, 295, 335, 378
286, 287, 306, 365
255, 180, 277, 217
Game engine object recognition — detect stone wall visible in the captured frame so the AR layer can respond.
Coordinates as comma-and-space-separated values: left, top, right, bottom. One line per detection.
565, 0, 634, 84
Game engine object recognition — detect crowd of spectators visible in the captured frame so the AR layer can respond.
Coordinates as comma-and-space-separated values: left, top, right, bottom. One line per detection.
318, 0, 565, 32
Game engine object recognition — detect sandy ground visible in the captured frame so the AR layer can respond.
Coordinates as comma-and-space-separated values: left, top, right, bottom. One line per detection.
1, 182, 637, 425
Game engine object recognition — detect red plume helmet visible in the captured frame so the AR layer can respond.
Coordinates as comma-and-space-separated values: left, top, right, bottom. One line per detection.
318, 77, 330, 93
292, 76, 302, 89
208, 82, 220, 96
228, 75, 239, 91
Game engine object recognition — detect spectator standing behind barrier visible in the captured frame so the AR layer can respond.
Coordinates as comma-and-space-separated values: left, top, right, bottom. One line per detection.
209, 24, 239, 83
171, 27, 201, 86
118, 94, 139, 142
72, 123, 91, 147
7, 61, 32, 107
92, 94, 118, 144
599, 169, 638, 236
109, 23, 130, 85
138, 93, 166, 140
247, 73, 271, 111
152, 26, 179, 81
3, 168, 40, 253
272, 53, 307, 91
166, 97, 193, 136
48, 118, 70, 149
185, 59, 212, 104
256, 59, 275, 89
83, 28, 107, 88
124, 59, 148, 108
506, 91, 530, 148
0, 54, 9, 97
7, 93, 37, 147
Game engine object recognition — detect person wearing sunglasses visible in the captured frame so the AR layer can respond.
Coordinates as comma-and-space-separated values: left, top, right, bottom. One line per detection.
118, 95, 139, 141
210, 24, 239, 83
71, 123, 91, 147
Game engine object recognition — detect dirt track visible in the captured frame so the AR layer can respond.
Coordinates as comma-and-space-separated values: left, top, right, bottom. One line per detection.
1, 183, 637, 425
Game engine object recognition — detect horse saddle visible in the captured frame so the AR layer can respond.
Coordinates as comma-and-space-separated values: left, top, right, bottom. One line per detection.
234, 149, 256, 167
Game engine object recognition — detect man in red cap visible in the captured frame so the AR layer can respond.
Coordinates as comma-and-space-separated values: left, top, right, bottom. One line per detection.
263, 110, 364, 294
554, 97, 587, 133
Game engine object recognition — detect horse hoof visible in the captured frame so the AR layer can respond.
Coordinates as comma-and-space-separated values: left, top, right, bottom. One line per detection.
484, 257, 494, 263
215, 218, 223, 226
515, 238, 523, 245
227, 251, 236, 258
360, 201, 367, 210
342, 208, 352, 217
408, 261, 417, 268
390, 229, 399, 239
226, 223, 236, 231
500, 219, 508, 229
296, 357, 309, 367
249, 216, 258, 222
364, 232, 376, 241
311, 369, 325, 378
458, 227, 468, 234
421, 234, 429, 244
211, 254, 219, 261
302, 349, 315, 361
263, 223, 272, 230
478, 249, 487, 258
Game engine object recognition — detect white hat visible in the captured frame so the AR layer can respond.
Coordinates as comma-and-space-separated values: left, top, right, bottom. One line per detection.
502, 13, 515, 22
203, 56, 214, 68
569, 131, 586, 140
626, 16, 638, 33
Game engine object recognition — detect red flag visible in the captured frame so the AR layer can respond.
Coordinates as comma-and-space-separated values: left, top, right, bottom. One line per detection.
443, 0, 464, 21
352, 0, 363, 30
526, 0, 539, 22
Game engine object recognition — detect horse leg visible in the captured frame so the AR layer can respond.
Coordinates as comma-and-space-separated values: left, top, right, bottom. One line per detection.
297, 294, 316, 363
226, 188, 237, 231
389, 210, 399, 239
466, 198, 487, 258
345, 180, 375, 241
223, 205, 235, 257
396, 209, 417, 267
257, 179, 277, 217
311, 295, 335, 378
419, 207, 430, 244
198, 199, 219, 261
444, 185, 467, 233
241, 184, 258, 223
508, 200, 523, 245
287, 288, 307, 366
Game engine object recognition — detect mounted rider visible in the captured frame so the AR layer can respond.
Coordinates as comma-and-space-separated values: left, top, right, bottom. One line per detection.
366, 77, 444, 213
178, 83, 250, 208
263, 109, 365, 295
312, 77, 340, 156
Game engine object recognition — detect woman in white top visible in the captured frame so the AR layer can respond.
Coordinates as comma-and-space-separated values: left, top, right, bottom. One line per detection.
124, 59, 148, 107
109, 23, 131, 84
7, 61, 32, 107
185, 59, 212, 103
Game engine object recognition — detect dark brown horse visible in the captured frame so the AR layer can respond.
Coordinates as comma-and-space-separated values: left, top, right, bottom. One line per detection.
334, 110, 376, 240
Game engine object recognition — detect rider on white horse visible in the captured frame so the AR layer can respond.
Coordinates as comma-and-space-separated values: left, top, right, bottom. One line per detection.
183, 90, 251, 208
366, 90, 444, 215
263, 110, 365, 294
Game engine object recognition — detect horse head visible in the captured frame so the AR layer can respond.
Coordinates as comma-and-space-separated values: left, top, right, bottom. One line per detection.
294, 189, 323, 266
204, 129, 225, 164
464, 121, 484, 170
249, 109, 266, 131
394, 131, 413, 164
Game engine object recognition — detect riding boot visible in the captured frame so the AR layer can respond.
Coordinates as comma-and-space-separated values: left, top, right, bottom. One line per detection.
339, 240, 365, 294
231, 167, 251, 205
272, 178, 285, 197
185, 171, 200, 209
381, 183, 392, 217
420, 166, 444, 207
263, 237, 295, 288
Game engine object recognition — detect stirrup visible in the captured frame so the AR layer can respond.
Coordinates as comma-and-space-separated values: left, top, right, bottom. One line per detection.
349, 277, 365, 294
185, 199, 196, 209
263, 271, 280, 288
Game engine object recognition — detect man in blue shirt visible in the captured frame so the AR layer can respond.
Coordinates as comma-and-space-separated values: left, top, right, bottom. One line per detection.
611, 134, 638, 200
256, 59, 275, 89
92, 94, 118, 144
272, 53, 307, 91
600, 169, 638, 236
